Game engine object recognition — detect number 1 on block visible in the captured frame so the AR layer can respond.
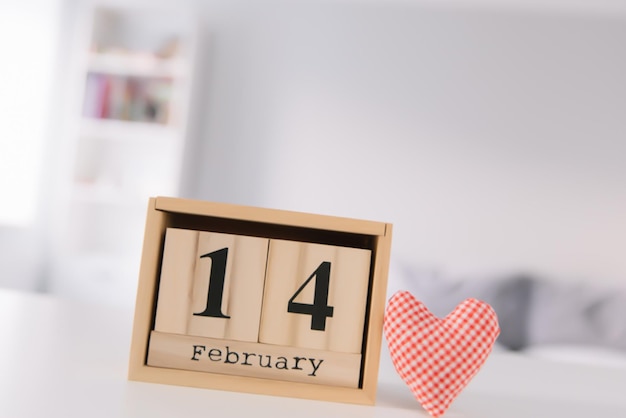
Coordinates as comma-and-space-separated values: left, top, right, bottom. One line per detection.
259, 240, 372, 353
154, 228, 269, 342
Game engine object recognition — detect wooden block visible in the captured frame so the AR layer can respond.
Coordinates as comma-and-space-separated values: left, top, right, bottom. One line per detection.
147, 331, 362, 388
154, 228, 268, 342
259, 240, 371, 354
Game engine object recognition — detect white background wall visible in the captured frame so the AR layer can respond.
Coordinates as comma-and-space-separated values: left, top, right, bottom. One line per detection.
183, 0, 626, 285
0, 0, 62, 291
3, 0, 626, 293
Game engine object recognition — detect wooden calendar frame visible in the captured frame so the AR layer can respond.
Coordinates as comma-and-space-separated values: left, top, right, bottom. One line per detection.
128, 197, 392, 405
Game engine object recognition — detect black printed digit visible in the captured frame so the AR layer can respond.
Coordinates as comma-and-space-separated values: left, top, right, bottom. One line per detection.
193, 247, 230, 318
287, 261, 334, 331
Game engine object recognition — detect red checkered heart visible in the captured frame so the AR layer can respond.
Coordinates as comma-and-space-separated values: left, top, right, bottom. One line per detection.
384, 291, 500, 417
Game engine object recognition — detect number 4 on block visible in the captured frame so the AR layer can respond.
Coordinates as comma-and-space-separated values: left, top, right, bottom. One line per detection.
154, 228, 269, 342
259, 240, 372, 354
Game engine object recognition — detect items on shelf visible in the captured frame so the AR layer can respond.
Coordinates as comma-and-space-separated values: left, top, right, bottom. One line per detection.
82, 73, 172, 124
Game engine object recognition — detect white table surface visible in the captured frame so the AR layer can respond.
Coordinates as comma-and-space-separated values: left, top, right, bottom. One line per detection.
1, 288, 626, 418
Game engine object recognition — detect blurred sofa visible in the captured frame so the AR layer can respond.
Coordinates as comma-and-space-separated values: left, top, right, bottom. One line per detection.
388, 260, 626, 368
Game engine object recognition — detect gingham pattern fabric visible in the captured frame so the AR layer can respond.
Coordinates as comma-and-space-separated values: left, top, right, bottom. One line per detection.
384, 291, 500, 417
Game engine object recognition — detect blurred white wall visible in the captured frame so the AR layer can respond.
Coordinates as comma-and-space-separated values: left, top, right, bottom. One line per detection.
0, 0, 62, 290
183, 1, 626, 284
3, 0, 626, 293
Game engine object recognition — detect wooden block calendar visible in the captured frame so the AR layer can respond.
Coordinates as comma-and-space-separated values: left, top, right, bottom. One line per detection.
128, 197, 393, 405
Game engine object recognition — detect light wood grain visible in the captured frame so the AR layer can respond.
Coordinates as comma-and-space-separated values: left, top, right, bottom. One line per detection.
153, 228, 197, 335
360, 224, 393, 403
154, 196, 386, 236
129, 197, 393, 405
154, 228, 268, 342
129, 198, 167, 379
259, 240, 371, 354
147, 331, 361, 388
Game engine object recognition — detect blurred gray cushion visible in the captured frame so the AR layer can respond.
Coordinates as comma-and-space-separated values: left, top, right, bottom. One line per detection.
390, 260, 626, 352
391, 263, 533, 350
526, 280, 626, 351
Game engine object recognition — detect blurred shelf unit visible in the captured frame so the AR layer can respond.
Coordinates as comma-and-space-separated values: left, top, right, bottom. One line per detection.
82, 72, 174, 125
50, 5, 199, 306
74, 6, 196, 199
78, 118, 179, 142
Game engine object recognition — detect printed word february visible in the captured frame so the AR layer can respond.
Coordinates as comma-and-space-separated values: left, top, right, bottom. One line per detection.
191, 345, 324, 377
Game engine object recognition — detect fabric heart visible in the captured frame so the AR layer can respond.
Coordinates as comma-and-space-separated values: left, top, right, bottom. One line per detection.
384, 291, 500, 417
